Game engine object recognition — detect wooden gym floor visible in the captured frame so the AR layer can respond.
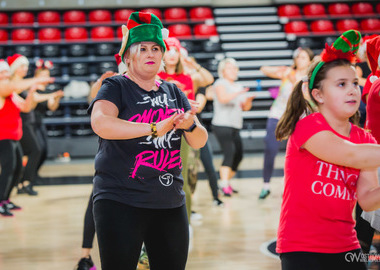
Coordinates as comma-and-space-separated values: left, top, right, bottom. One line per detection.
0, 153, 284, 270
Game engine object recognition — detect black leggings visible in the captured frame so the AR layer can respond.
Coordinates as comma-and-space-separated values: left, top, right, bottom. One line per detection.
20, 123, 43, 185
34, 124, 48, 174
355, 202, 375, 254
280, 249, 367, 270
212, 125, 243, 172
0, 140, 23, 201
200, 141, 219, 200
82, 191, 95, 249
94, 199, 189, 270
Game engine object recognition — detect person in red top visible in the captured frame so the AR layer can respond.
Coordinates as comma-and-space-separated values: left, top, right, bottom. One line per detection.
360, 35, 380, 104
275, 30, 380, 269
0, 60, 42, 217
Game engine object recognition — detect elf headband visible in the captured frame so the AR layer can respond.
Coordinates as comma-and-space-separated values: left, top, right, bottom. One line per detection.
309, 30, 361, 90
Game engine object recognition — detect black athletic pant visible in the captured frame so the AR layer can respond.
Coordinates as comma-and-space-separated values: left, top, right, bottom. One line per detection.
82, 191, 95, 249
20, 123, 42, 185
200, 141, 219, 200
0, 140, 23, 201
94, 199, 189, 270
212, 125, 243, 171
280, 249, 367, 270
355, 202, 375, 254
34, 124, 48, 174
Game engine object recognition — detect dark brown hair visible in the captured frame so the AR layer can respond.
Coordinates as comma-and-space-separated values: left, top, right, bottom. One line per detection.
275, 58, 360, 141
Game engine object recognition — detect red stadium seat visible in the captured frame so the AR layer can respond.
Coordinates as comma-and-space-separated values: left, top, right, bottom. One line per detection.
168, 24, 192, 38
303, 4, 327, 17
336, 19, 359, 32
12, 12, 34, 25
38, 28, 61, 42
352, 2, 374, 16
361, 18, 380, 32
91, 26, 114, 40
11, 29, 35, 42
0, 13, 8, 25
38, 11, 60, 24
193, 24, 218, 37
63, 10, 86, 24
377, 3, 380, 14
114, 9, 135, 22
0, 29, 8, 43
117, 27, 123, 39
310, 20, 335, 33
64, 27, 88, 41
89, 9, 112, 23
328, 3, 351, 17
278, 4, 301, 18
140, 9, 162, 19
284, 21, 308, 34
164, 8, 187, 21
189, 7, 213, 20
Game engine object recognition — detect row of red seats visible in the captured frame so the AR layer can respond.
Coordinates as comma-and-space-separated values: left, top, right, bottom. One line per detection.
285, 18, 380, 35
0, 7, 213, 25
0, 24, 218, 42
279, 2, 380, 18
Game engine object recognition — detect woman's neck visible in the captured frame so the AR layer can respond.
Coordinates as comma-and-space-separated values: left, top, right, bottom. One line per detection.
127, 71, 157, 91
165, 65, 176, 75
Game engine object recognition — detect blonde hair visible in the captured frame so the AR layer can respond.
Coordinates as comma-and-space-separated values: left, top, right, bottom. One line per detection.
123, 42, 165, 73
217, 58, 239, 78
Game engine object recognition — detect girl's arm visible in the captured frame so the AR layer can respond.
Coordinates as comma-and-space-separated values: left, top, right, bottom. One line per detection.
304, 130, 380, 170
260, 66, 290, 80
214, 85, 248, 104
91, 99, 177, 140
0, 77, 53, 97
357, 169, 380, 211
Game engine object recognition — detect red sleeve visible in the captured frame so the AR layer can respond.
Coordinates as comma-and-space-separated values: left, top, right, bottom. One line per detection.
362, 75, 373, 104
292, 113, 331, 149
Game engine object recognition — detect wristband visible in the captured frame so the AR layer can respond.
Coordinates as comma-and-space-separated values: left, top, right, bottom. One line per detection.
150, 122, 158, 138
184, 121, 197, 133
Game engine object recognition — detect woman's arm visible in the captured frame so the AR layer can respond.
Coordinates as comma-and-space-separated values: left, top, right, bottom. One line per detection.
13, 88, 38, 113
0, 77, 53, 97
47, 90, 64, 111
191, 66, 214, 91
214, 84, 248, 104
91, 99, 177, 140
304, 130, 380, 170
357, 169, 380, 211
88, 71, 117, 103
260, 66, 290, 80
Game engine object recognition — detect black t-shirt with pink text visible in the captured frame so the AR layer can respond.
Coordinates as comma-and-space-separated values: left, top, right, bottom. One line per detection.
88, 75, 190, 209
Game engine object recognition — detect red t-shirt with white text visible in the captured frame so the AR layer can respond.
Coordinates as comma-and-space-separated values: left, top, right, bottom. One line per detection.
276, 113, 376, 254
158, 72, 195, 100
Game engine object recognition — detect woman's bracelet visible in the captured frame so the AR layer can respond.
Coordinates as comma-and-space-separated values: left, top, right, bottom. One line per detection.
150, 122, 158, 138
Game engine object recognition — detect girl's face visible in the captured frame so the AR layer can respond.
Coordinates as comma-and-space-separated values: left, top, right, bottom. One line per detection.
127, 42, 163, 78
313, 65, 360, 121
36, 69, 50, 78
295, 50, 311, 70
15, 64, 28, 78
223, 62, 239, 81
163, 47, 180, 68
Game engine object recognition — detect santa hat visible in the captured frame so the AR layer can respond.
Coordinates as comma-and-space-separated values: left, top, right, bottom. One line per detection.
7, 54, 29, 75
114, 53, 127, 74
165, 37, 182, 52
118, 11, 169, 63
366, 35, 380, 83
0, 59, 10, 72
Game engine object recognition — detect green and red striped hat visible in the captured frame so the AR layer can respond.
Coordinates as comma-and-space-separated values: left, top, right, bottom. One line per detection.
118, 11, 169, 62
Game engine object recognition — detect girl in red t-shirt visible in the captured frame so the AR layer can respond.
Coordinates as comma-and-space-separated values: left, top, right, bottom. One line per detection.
0, 60, 38, 217
275, 30, 380, 269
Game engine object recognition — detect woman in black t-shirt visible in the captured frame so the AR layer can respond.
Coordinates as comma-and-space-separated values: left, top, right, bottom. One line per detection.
89, 12, 208, 270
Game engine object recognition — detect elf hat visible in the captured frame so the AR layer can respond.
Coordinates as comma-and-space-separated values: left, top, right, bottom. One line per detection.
118, 11, 169, 63
365, 35, 380, 83
309, 30, 361, 90
0, 59, 10, 72
114, 53, 127, 74
7, 53, 29, 75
